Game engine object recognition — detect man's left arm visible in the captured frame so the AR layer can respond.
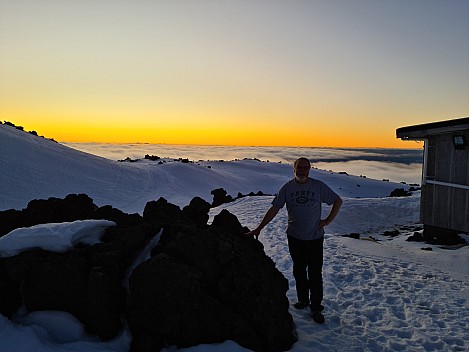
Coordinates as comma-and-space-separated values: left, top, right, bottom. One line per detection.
319, 197, 343, 229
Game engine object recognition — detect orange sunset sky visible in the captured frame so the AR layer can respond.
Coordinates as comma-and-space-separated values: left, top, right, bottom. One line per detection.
0, 0, 468, 148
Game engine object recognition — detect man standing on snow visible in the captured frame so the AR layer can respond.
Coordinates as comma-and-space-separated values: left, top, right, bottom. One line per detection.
244, 157, 342, 324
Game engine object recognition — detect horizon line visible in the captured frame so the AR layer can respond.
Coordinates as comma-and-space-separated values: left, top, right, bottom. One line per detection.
61, 140, 423, 150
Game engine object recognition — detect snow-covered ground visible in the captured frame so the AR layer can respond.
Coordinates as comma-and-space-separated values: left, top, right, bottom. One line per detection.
0, 123, 468, 352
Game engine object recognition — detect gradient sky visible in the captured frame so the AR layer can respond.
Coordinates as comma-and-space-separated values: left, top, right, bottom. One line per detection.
1, 0, 468, 147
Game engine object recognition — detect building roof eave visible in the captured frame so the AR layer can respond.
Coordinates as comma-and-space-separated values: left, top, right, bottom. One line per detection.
396, 117, 469, 140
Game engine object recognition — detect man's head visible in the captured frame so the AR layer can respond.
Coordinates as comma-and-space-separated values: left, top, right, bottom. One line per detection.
293, 157, 311, 184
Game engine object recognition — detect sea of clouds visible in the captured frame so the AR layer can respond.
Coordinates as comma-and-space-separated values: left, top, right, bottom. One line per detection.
64, 143, 424, 185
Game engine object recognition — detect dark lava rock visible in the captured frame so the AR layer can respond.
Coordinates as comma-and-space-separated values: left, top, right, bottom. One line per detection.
127, 209, 296, 352
0, 194, 296, 351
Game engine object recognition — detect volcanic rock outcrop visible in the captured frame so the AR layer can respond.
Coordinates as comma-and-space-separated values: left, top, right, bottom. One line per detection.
0, 194, 297, 352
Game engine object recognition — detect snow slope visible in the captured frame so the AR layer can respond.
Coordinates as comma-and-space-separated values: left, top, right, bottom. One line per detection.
1, 124, 409, 213
0, 123, 468, 352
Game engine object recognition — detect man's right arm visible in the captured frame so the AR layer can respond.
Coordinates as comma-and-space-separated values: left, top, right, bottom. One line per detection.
243, 205, 280, 238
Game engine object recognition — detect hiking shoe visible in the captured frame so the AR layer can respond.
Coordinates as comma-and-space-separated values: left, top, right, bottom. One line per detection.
311, 311, 325, 324
293, 301, 309, 309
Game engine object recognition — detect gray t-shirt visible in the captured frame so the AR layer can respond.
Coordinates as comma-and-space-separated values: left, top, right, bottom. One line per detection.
272, 177, 340, 240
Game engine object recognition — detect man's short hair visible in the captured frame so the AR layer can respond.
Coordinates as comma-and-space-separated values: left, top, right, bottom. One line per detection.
294, 157, 311, 168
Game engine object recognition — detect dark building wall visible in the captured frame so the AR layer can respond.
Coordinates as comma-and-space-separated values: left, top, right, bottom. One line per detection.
421, 130, 469, 232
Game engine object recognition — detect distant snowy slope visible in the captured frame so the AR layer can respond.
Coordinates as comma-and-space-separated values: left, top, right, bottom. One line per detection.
0, 124, 410, 213
0, 124, 153, 212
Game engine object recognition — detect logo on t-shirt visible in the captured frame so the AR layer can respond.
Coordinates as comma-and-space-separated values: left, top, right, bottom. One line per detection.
296, 196, 309, 204
290, 190, 316, 207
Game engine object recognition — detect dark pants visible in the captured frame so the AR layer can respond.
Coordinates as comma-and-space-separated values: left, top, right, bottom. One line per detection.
287, 235, 324, 312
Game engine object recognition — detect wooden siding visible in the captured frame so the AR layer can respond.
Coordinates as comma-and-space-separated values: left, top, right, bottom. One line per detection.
421, 185, 469, 232
421, 130, 469, 232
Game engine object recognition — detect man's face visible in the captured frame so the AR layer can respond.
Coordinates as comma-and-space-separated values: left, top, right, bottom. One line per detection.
294, 160, 310, 183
